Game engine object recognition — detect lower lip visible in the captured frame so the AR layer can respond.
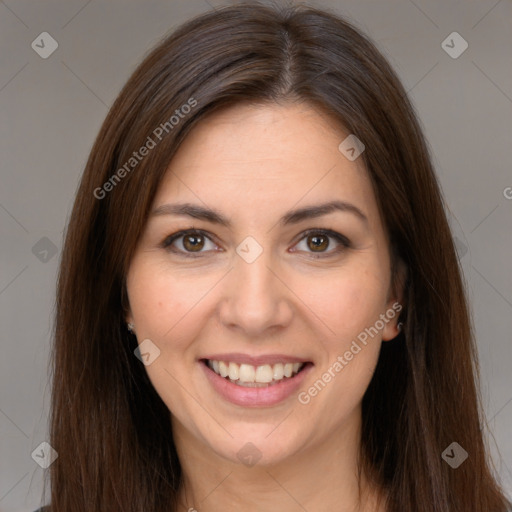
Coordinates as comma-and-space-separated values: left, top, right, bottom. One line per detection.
201, 361, 313, 407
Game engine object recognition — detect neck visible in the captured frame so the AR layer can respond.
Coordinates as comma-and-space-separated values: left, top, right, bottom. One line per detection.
173, 409, 386, 512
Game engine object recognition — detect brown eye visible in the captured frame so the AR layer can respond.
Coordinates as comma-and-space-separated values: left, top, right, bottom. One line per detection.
293, 229, 351, 258
162, 229, 217, 256
307, 233, 330, 252
182, 233, 205, 252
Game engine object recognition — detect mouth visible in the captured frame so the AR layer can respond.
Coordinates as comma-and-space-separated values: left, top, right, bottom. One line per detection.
200, 356, 313, 407
205, 359, 307, 387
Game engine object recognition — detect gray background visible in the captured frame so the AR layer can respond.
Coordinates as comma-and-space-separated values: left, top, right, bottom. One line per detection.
0, 0, 511, 510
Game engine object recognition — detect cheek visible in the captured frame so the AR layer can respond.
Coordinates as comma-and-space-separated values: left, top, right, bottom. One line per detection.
308, 266, 388, 406
298, 262, 388, 399
127, 260, 211, 344
126, 262, 212, 412
297, 263, 389, 341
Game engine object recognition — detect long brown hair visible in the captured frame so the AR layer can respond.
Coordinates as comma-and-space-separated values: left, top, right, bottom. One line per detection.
44, 2, 510, 511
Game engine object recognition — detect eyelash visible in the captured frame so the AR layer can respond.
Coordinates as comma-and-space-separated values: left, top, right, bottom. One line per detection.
161, 228, 351, 259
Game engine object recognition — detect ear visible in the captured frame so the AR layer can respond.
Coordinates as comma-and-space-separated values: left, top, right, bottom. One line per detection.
121, 279, 134, 326
382, 258, 407, 341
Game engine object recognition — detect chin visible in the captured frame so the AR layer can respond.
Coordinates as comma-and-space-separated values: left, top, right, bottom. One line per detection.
208, 422, 307, 468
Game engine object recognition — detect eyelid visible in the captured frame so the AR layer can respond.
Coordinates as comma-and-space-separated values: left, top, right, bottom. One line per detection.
161, 228, 351, 258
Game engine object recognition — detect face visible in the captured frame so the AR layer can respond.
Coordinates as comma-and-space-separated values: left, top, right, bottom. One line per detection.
125, 101, 402, 467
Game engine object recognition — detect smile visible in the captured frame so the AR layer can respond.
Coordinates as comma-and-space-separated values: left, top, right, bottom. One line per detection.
207, 359, 305, 387
200, 356, 313, 407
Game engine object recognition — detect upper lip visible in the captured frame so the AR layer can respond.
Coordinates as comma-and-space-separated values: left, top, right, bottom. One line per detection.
201, 353, 311, 366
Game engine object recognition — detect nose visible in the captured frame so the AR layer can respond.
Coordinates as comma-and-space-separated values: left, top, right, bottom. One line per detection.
217, 247, 294, 337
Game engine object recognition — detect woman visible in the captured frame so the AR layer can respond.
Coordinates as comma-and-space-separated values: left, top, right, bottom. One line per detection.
38, 2, 511, 511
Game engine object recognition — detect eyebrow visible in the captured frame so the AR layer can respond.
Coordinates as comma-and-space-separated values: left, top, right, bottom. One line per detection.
151, 200, 368, 227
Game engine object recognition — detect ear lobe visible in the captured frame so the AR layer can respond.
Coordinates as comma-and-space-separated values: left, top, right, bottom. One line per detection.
121, 279, 133, 322
382, 258, 407, 341
124, 302, 134, 327
392, 258, 407, 307
381, 302, 404, 341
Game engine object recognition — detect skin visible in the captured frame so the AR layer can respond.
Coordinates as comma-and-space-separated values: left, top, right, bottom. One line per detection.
125, 101, 404, 512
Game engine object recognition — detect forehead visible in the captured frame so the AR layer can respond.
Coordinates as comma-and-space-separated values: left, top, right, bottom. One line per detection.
167, 101, 355, 172
153, 101, 379, 227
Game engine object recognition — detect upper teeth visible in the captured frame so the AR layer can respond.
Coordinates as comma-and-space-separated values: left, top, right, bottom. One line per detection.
208, 360, 303, 384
